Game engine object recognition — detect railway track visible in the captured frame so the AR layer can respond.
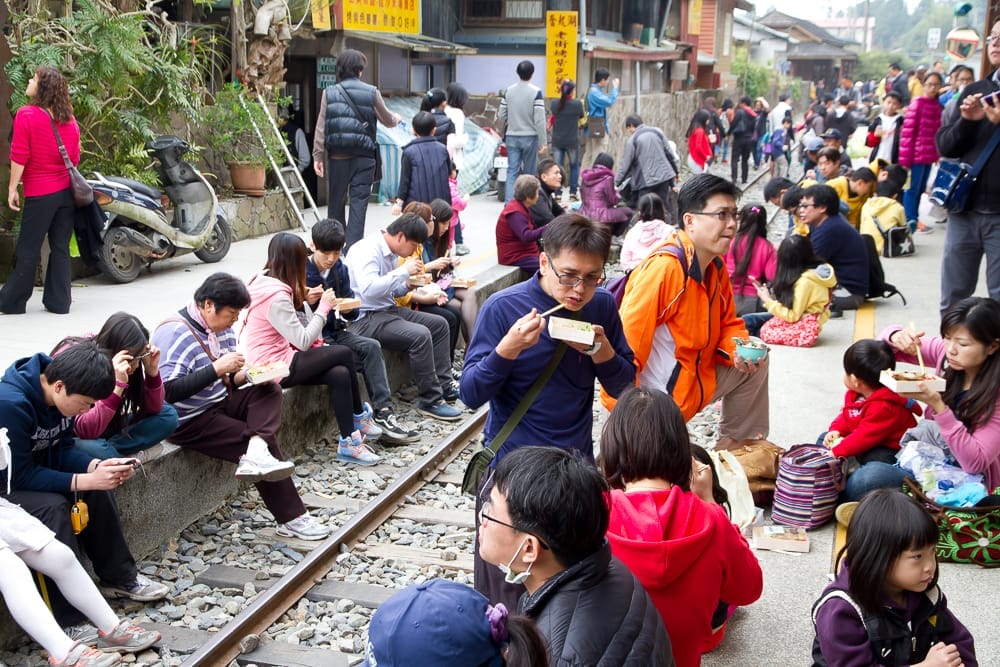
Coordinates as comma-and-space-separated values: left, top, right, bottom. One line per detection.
158, 405, 488, 666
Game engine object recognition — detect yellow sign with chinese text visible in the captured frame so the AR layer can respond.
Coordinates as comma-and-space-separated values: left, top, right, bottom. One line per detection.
336, 0, 421, 34
688, 0, 702, 36
312, 0, 332, 31
545, 11, 579, 99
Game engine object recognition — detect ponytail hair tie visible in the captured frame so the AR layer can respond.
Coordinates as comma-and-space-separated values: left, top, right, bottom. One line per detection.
486, 603, 509, 643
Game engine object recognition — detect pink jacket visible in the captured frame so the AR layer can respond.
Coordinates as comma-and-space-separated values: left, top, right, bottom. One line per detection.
449, 176, 468, 228
579, 164, 621, 222
897, 96, 941, 167
240, 272, 331, 367
620, 219, 674, 271
725, 236, 777, 297
880, 326, 1000, 491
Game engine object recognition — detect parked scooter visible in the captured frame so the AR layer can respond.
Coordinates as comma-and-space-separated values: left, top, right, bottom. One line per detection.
89, 136, 231, 283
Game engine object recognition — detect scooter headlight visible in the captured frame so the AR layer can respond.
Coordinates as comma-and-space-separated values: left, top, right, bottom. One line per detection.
95, 191, 113, 206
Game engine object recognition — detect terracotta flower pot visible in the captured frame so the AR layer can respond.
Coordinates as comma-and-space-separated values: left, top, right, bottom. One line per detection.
228, 162, 266, 197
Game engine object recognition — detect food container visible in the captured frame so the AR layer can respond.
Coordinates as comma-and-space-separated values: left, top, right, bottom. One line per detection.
334, 297, 361, 311
548, 316, 595, 345
733, 336, 768, 362
246, 361, 290, 385
880, 369, 946, 393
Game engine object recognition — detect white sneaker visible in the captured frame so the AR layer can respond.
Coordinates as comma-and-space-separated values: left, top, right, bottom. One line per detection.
235, 452, 294, 482
275, 513, 330, 541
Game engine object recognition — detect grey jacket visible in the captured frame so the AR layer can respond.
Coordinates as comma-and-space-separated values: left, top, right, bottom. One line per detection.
617, 125, 678, 190
498, 80, 547, 144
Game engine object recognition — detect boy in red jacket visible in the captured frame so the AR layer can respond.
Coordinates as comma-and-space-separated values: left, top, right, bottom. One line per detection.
822, 339, 922, 464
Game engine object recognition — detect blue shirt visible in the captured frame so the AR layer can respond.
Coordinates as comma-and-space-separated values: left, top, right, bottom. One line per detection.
344, 233, 411, 316
809, 213, 870, 297
459, 274, 636, 463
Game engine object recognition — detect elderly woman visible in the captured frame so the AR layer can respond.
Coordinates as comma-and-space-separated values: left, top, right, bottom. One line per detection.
495, 174, 543, 273
2, 66, 80, 315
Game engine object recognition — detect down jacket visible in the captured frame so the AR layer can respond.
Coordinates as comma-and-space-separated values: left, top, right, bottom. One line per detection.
897, 96, 941, 167
579, 165, 630, 224
518, 541, 674, 666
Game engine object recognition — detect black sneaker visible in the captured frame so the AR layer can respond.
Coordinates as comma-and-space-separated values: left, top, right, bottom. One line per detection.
418, 399, 463, 421
442, 382, 461, 403
373, 408, 419, 444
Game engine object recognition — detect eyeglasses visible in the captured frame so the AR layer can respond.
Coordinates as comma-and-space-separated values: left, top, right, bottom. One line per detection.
548, 258, 605, 288
479, 498, 550, 549
797, 203, 817, 210
689, 208, 738, 222
987, 35, 1000, 44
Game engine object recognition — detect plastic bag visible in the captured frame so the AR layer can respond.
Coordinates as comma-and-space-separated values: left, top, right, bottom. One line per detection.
708, 449, 757, 530
897, 440, 949, 475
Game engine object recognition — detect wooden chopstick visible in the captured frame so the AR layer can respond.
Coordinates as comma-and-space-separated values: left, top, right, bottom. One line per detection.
540, 302, 567, 317
910, 321, 927, 377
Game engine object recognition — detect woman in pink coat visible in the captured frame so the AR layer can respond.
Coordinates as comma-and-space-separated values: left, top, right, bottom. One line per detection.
579, 152, 632, 236
898, 71, 943, 233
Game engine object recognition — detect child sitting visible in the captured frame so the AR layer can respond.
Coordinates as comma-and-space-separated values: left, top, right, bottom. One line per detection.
860, 179, 907, 256
726, 203, 777, 316
392, 111, 450, 212
821, 339, 923, 501
579, 152, 633, 236
620, 193, 673, 271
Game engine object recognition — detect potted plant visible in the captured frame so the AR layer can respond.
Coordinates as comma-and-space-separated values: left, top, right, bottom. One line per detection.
201, 83, 287, 196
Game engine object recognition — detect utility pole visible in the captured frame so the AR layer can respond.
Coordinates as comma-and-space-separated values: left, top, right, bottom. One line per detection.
863, 0, 871, 50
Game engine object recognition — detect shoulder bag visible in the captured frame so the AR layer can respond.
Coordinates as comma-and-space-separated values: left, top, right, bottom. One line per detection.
930, 126, 1000, 212
904, 478, 1000, 567
45, 112, 93, 207
772, 444, 845, 529
461, 342, 569, 496
871, 215, 915, 258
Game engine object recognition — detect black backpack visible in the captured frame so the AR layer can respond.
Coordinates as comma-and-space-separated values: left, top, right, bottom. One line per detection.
862, 234, 906, 304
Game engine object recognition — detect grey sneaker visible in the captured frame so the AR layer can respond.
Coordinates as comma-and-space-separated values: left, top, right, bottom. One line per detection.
235, 451, 294, 482
418, 399, 462, 421
63, 624, 99, 645
373, 408, 419, 444
101, 574, 170, 602
49, 642, 120, 667
96, 621, 161, 653
275, 513, 331, 541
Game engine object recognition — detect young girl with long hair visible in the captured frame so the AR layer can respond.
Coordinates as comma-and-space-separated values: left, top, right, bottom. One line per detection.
878, 297, 1000, 497
685, 109, 713, 174
747, 234, 836, 343
725, 204, 777, 316
549, 79, 585, 201
601, 387, 763, 667
240, 232, 381, 467
419, 87, 456, 146
54, 313, 179, 459
620, 193, 673, 271
812, 489, 975, 666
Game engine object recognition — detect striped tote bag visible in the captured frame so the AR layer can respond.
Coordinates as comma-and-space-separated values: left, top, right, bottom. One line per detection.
771, 445, 846, 529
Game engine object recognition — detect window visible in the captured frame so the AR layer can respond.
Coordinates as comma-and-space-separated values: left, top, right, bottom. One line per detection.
464, 0, 545, 25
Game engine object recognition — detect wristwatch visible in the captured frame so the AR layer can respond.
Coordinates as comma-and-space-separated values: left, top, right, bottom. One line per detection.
583, 341, 602, 357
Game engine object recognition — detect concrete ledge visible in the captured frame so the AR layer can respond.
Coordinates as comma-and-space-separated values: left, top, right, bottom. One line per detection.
0, 264, 522, 650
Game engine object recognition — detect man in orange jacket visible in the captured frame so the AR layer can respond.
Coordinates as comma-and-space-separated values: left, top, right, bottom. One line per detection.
607, 173, 770, 448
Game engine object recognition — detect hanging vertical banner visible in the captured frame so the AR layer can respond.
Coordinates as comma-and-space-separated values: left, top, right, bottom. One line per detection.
311, 0, 332, 31
545, 11, 578, 99
688, 0, 702, 36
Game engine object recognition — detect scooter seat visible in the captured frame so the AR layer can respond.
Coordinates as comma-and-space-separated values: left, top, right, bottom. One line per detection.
105, 176, 162, 201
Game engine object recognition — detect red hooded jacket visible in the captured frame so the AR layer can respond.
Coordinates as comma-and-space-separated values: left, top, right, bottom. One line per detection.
829, 386, 923, 459
606, 487, 763, 667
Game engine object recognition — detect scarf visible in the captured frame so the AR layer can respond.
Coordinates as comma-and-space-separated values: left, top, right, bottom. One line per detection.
186, 301, 222, 358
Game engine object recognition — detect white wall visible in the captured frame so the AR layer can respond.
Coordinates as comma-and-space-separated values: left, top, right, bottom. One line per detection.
455, 55, 547, 95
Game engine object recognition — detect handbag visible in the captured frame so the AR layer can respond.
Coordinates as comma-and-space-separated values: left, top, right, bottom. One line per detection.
45, 112, 93, 207
587, 116, 607, 139
871, 215, 915, 258
760, 312, 822, 348
727, 439, 784, 506
904, 478, 1000, 567
461, 342, 569, 496
930, 126, 1000, 212
707, 449, 757, 530
772, 444, 845, 529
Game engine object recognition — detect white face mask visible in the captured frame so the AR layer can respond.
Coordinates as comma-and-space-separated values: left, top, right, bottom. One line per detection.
498, 537, 533, 585
0, 427, 11, 494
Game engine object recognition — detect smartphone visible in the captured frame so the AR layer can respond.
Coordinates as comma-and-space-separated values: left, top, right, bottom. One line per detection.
982, 91, 999, 108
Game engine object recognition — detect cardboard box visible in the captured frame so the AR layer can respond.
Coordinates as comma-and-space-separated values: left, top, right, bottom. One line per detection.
406, 273, 434, 287
548, 316, 595, 345
334, 297, 361, 312
753, 525, 810, 553
880, 369, 946, 393
245, 360, 290, 385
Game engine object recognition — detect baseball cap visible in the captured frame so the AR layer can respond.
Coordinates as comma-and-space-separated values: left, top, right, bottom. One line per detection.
806, 136, 825, 152
821, 128, 843, 141
364, 579, 504, 667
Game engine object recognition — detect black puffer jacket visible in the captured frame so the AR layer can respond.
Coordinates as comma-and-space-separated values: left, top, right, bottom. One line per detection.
323, 78, 377, 157
430, 109, 456, 146
936, 75, 1000, 213
519, 541, 674, 667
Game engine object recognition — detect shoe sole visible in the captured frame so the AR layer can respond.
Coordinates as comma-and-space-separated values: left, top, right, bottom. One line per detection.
337, 453, 380, 466
274, 528, 330, 541
379, 433, 421, 445
98, 634, 161, 653
235, 465, 295, 483
417, 406, 463, 421
100, 587, 169, 603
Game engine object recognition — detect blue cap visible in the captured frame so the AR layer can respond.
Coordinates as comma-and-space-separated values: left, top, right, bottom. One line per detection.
820, 128, 843, 141
363, 579, 503, 667
806, 136, 825, 152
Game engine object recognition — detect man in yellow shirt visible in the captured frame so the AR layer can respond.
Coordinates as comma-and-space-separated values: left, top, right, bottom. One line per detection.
826, 167, 876, 228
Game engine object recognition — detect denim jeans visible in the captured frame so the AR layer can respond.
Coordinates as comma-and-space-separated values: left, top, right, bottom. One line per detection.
903, 162, 932, 228
843, 462, 912, 501
551, 145, 580, 195
741, 312, 772, 338
940, 210, 1000, 313
504, 135, 539, 202
74, 403, 179, 459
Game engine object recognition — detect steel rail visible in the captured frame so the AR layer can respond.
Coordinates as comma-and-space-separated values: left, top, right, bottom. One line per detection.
183, 405, 488, 666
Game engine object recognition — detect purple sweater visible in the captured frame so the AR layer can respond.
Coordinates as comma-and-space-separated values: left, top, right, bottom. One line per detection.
880, 326, 1000, 491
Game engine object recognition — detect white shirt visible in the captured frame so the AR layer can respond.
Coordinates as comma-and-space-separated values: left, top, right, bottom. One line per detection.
876, 113, 899, 162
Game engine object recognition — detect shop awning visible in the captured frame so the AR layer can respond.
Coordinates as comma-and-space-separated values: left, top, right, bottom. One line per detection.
583, 34, 682, 61
345, 30, 478, 55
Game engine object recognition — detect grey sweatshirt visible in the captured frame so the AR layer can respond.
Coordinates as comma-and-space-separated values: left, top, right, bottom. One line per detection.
498, 80, 547, 144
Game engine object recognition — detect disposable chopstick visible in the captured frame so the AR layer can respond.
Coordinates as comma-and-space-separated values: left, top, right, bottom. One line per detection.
539, 302, 567, 318
910, 321, 926, 377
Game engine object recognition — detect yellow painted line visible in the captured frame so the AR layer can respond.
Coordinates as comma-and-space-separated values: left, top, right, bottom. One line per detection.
832, 302, 878, 573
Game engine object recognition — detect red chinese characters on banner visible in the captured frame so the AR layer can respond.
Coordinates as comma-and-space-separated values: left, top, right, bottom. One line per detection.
545, 11, 579, 98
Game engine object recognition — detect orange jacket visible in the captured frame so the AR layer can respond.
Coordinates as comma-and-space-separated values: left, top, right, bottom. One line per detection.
601, 231, 748, 417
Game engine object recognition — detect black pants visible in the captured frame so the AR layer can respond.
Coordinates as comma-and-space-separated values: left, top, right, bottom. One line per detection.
0, 188, 75, 314
327, 156, 376, 252
419, 302, 461, 359
281, 345, 362, 436
731, 137, 755, 184
7, 489, 137, 626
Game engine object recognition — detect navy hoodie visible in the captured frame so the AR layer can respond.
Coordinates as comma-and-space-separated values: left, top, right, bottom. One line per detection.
306, 256, 359, 337
0, 354, 93, 493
